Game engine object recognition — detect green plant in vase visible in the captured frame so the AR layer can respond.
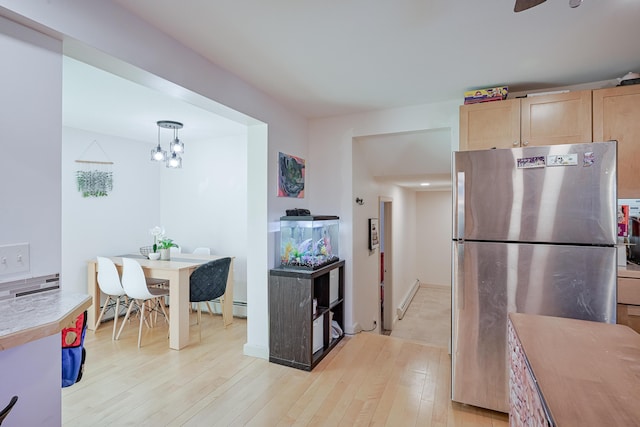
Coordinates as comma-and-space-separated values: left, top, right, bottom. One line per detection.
156, 238, 178, 252
149, 226, 178, 259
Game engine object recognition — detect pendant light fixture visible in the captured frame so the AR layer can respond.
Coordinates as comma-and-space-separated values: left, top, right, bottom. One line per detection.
151, 120, 184, 168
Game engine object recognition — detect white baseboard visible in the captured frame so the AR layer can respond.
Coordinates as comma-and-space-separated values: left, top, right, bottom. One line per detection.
243, 343, 268, 359
397, 279, 420, 320
348, 322, 361, 334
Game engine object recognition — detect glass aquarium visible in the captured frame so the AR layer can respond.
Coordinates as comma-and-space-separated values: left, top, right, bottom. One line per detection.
280, 215, 339, 270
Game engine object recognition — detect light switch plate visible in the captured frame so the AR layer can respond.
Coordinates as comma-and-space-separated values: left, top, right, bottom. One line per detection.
0, 243, 30, 275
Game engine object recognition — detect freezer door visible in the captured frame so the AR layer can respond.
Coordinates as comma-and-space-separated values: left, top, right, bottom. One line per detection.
453, 141, 617, 245
451, 241, 616, 413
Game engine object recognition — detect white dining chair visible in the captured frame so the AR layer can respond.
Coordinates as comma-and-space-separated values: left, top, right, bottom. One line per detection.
95, 256, 128, 340
116, 258, 170, 347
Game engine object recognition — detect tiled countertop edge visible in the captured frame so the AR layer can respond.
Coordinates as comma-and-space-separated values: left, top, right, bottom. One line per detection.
0, 290, 91, 351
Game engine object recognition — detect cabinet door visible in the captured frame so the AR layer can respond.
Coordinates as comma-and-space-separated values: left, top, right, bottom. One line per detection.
593, 85, 640, 199
617, 304, 640, 334
520, 90, 592, 147
459, 99, 520, 151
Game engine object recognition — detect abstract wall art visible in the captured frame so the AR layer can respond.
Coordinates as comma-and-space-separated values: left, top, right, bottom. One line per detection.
278, 152, 305, 198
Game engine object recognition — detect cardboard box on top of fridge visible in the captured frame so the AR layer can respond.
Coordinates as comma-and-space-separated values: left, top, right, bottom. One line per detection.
464, 86, 508, 104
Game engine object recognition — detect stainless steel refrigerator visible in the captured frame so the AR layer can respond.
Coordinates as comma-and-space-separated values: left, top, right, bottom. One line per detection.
451, 141, 618, 413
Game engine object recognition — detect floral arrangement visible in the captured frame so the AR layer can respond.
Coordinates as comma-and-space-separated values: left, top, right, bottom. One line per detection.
149, 226, 178, 253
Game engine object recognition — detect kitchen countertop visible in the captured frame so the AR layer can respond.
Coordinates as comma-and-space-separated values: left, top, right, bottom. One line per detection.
0, 290, 91, 351
509, 313, 640, 426
618, 262, 640, 279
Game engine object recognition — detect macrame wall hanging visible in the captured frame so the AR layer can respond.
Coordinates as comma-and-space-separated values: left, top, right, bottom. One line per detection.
75, 140, 114, 198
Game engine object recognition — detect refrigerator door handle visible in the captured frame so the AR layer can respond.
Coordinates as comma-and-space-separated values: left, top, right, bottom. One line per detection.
456, 171, 465, 240
456, 243, 464, 309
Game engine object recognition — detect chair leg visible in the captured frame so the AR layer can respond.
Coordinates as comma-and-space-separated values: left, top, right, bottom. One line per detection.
142, 301, 152, 329
138, 300, 145, 348
205, 301, 215, 317
197, 305, 202, 341
116, 299, 136, 340
94, 295, 112, 332
149, 300, 155, 325
158, 298, 169, 324
112, 297, 120, 340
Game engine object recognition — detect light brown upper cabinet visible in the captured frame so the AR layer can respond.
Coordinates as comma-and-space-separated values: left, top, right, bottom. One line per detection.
460, 90, 593, 151
593, 84, 640, 199
459, 98, 520, 150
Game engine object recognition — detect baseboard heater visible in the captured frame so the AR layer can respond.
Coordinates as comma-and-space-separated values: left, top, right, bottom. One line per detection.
209, 299, 248, 319
397, 279, 420, 320
99, 299, 248, 322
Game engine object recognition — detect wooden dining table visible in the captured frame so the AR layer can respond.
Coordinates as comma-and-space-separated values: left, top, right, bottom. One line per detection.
87, 253, 234, 350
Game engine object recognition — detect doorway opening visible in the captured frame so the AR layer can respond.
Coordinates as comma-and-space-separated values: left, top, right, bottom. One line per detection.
379, 197, 393, 335
61, 51, 269, 357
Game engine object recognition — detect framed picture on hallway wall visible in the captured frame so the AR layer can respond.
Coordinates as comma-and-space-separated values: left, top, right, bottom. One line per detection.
277, 152, 305, 198
369, 218, 379, 250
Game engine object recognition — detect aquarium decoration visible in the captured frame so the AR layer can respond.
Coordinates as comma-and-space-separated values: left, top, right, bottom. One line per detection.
278, 152, 305, 198
280, 215, 339, 270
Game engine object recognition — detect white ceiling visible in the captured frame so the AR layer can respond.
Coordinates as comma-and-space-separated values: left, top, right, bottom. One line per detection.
63, 0, 640, 191
63, 57, 246, 144
112, 0, 640, 118
356, 129, 453, 190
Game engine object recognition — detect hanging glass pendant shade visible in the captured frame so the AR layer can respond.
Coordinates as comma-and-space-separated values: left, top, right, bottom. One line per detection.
151, 141, 167, 162
153, 120, 184, 168
167, 152, 182, 168
170, 134, 184, 155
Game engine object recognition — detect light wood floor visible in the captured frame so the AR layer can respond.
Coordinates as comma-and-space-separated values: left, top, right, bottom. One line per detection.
390, 284, 451, 349
63, 311, 508, 426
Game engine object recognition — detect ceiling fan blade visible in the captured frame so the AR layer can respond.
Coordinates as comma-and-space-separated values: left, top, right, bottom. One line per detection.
514, 0, 546, 12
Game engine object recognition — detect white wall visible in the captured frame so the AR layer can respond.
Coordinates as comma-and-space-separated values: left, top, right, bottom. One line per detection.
0, 15, 62, 281
0, 335, 61, 425
0, 15, 63, 425
62, 127, 161, 293
308, 101, 460, 332
351, 140, 384, 331
351, 137, 420, 331
62, 128, 249, 304
416, 190, 452, 287
160, 134, 248, 302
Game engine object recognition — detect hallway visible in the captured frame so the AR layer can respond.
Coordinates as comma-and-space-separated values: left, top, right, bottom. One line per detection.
390, 283, 451, 349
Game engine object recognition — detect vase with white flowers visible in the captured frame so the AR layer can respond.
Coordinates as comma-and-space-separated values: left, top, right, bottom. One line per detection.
149, 226, 178, 260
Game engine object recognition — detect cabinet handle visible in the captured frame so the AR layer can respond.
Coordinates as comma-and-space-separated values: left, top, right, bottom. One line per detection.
513, 141, 519, 146
523, 141, 529, 146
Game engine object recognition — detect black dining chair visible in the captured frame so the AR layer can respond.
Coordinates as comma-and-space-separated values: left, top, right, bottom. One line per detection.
189, 257, 232, 339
